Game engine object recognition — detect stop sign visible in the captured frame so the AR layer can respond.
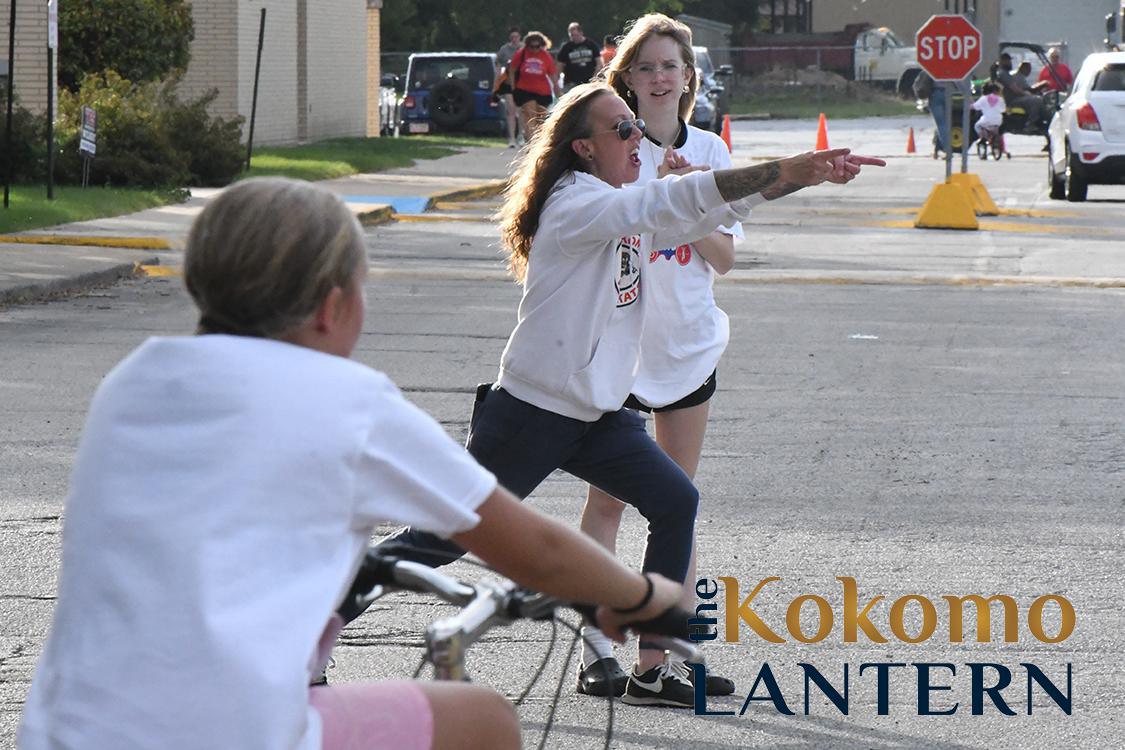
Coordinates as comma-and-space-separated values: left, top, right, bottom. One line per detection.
915, 15, 982, 81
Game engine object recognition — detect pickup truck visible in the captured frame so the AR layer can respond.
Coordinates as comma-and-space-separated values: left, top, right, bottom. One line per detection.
738, 23, 921, 97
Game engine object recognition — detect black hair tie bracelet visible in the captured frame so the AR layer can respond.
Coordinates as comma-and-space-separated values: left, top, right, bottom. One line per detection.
613, 573, 654, 615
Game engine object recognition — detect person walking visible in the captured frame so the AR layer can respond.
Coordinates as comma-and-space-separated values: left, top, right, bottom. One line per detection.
557, 21, 603, 92
509, 31, 561, 143
373, 82, 883, 708
496, 27, 523, 148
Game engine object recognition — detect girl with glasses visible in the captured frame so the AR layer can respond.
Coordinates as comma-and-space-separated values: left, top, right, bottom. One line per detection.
375, 80, 883, 708
509, 31, 561, 143
571, 13, 886, 706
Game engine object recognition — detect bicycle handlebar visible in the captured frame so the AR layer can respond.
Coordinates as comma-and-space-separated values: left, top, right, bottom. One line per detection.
339, 551, 705, 670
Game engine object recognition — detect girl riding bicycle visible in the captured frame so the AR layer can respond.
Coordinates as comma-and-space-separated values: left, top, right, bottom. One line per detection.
17, 178, 688, 750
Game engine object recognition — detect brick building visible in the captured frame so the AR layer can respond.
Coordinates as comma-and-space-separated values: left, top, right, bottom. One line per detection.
180, 0, 384, 145
0, 1, 52, 115
3, 1, 384, 144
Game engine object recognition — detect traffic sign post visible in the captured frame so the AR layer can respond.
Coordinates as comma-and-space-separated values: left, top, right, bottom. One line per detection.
916, 14, 982, 180
914, 14, 985, 231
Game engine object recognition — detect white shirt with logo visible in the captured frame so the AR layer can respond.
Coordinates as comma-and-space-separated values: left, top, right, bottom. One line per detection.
497, 169, 760, 422
630, 125, 745, 408
19, 335, 496, 750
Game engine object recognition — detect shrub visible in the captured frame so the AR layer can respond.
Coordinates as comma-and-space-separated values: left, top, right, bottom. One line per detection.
161, 87, 246, 187
59, 0, 194, 91
55, 72, 245, 188
0, 84, 47, 183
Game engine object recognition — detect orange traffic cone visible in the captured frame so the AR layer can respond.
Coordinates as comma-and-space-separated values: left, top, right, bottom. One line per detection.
815, 112, 829, 150
906, 126, 916, 154
720, 115, 732, 152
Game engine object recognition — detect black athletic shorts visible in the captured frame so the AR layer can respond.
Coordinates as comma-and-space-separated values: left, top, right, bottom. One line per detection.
513, 89, 553, 108
623, 370, 717, 414
496, 81, 512, 96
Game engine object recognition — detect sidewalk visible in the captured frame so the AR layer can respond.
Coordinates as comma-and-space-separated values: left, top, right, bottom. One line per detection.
0, 145, 517, 307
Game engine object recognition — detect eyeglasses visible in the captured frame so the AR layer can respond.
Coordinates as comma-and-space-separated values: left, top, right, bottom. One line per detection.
594, 118, 646, 140
630, 62, 685, 79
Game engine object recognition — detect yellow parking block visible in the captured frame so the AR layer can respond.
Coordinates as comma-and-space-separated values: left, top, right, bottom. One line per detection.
914, 183, 979, 230
949, 173, 1000, 216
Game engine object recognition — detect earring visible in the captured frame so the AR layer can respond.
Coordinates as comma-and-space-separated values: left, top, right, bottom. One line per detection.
683, 84, 690, 93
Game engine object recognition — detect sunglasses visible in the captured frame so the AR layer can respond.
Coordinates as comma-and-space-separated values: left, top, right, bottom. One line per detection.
595, 118, 646, 140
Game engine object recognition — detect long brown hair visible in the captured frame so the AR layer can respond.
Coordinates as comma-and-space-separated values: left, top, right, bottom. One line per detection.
605, 13, 697, 121
497, 82, 612, 283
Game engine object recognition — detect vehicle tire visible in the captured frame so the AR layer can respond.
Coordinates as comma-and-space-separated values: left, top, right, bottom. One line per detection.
1047, 147, 1065, 200
898, 69, 920, 99
977, 137, 987, 160
1064, 147, 1087, 202
429, 79, 473, 130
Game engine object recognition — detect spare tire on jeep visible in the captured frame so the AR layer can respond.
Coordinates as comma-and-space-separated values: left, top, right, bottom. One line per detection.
429, 79, 473, 129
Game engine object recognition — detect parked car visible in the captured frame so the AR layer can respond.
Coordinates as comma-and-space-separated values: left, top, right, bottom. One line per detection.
691, 46, 733, 133
1047, 50, 1125, 201
398, 52, 505, 136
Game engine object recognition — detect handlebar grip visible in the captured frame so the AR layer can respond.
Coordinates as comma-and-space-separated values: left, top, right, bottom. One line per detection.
626, 605, 692, 640
569, 603, 692, 640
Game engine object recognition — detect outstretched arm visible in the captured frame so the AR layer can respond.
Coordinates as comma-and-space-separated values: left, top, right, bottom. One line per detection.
713, 150, 886, 202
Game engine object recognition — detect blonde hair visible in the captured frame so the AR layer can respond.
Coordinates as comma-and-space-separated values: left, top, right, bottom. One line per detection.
606, 14, 697, 122
184, 177, 366, 339
523, 30, 552, 50
497, 82, 612, 283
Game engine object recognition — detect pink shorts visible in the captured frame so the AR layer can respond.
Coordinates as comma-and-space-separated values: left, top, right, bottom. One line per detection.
310, 681, 433, 750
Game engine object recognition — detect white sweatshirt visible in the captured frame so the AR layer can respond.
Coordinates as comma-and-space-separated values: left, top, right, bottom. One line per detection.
497, 169, 760, 421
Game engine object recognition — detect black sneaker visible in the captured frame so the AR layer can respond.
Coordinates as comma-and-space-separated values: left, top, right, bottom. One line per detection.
620, 661, 695, 708
576, 656, 628, 697
678, 660, 736, 696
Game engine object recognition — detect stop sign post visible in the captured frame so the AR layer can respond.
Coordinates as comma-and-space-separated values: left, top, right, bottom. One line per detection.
916, 15, 982, 178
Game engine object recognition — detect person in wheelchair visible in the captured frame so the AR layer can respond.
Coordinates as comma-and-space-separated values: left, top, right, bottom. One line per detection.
972, 81, 1007, 156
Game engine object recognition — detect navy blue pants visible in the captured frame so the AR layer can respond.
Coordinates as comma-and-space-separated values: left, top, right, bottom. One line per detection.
375, 386, 699, 584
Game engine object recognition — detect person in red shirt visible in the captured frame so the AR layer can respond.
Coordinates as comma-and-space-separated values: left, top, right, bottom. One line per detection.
509, 31, 561, 143
1038, 47, 1074, 92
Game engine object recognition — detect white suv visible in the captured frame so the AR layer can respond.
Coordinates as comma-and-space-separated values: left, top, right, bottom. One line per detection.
1047, 51, 1125, 201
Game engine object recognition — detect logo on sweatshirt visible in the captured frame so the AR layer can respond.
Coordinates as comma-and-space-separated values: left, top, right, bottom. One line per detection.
650, 244, 693, 266
616, 235, 642, 307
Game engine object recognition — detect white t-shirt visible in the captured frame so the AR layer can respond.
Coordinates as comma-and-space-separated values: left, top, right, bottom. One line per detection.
972, 93, 1006, 127
18, 335, 496, 750
630, 124, 745, 407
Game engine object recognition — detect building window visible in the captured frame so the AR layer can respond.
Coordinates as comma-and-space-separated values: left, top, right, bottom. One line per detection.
758, 0, 812, 34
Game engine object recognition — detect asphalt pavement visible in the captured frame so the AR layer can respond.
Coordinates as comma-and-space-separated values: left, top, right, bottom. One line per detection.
2, 118, 1123, 748
2, 115, 1123, 310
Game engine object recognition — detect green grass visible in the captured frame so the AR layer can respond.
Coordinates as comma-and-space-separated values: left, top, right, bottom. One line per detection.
0, 135, 496, 233
244, 135, 499, 181
0, 186, 188, 234
731, 91, 919, 120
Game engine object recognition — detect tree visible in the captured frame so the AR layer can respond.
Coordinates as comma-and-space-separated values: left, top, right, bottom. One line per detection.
59, 0, 194, 90
381, 0, 688, 55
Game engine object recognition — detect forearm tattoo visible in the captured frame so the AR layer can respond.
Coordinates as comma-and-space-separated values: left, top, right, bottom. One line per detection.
714, 162, 781, 202
760, 181, 804, 200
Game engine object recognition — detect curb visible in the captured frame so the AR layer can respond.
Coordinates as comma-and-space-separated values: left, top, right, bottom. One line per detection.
356, 205, 395, 227
0, 257, 160, 308
424, 180, 508, 210
0, 235, 173, 250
